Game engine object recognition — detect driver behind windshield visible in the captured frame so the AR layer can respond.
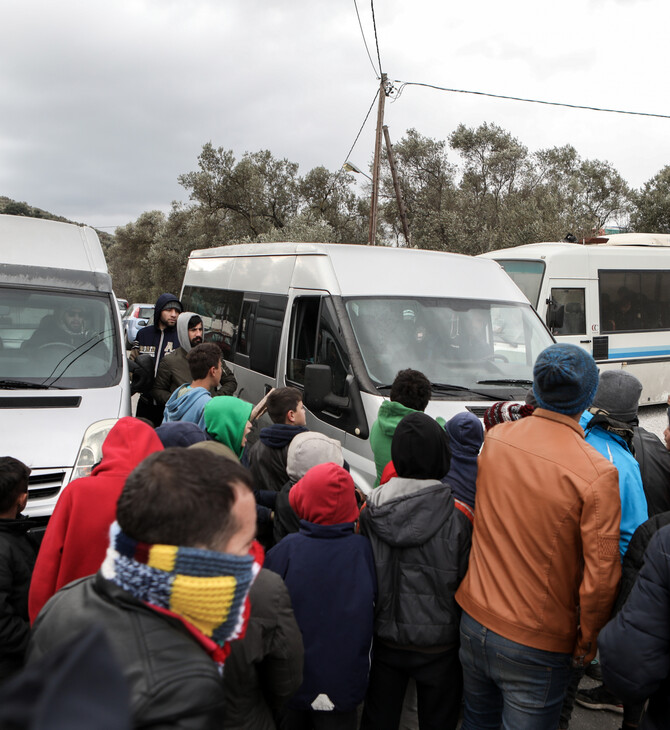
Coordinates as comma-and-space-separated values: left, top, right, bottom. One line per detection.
23, 303, 92, 350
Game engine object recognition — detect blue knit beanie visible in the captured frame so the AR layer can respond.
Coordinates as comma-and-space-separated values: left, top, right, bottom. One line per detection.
532, 344, 599, 415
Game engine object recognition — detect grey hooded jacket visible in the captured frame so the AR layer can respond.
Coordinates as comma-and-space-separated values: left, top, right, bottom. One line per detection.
152, 312, 237, 406
360, 477, 472, 649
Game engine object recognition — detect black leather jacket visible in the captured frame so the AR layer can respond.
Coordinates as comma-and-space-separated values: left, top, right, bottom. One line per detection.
28, 574, 226, 729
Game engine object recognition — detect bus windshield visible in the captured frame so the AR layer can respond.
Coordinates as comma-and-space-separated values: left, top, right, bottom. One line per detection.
494, 260, 545, 308
345, 296, 553, 399
0, 287, 121, 389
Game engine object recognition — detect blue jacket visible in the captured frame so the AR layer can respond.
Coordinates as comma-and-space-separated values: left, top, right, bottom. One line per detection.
580, 411, 647, 557
265, 521, 376, 712
162, 384, 211, 431
441, 411, 483, 510
599, 524, 670, 730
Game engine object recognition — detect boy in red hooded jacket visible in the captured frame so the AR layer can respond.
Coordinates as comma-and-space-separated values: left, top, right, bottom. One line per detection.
265, 462, 377, 729
28, 417, 163, 622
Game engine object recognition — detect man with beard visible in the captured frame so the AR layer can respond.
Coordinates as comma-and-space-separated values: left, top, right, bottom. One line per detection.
153, 312, 236, 407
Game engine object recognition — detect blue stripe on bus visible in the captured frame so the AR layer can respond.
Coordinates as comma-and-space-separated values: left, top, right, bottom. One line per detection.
608, 347, 670, 359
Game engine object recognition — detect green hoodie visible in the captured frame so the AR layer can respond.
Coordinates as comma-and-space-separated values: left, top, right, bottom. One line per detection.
203, 396, 253, 458
369, 400, 417, 487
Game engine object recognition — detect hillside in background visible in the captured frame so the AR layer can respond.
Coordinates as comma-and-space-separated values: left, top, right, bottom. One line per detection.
0, 196, 115, 250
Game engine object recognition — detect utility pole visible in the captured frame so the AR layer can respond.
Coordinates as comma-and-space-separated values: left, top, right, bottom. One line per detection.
383, 125, 411, 247
368, 73, 387, 246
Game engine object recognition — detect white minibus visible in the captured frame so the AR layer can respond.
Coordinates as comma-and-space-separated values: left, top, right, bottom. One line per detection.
481, 233, 670, 405
0, 215, 131, 527
181, 242, 554, 492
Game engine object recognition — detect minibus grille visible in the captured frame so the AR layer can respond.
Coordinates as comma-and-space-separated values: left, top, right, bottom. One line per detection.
27, 471, 66, 501
466, 406, 489, 418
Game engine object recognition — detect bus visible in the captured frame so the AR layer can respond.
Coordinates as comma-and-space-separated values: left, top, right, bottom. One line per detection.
480, 233, 670, 405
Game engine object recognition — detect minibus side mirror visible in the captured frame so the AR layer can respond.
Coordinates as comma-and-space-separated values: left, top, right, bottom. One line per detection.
545, 300, 564, 330
303, 364, 350, 411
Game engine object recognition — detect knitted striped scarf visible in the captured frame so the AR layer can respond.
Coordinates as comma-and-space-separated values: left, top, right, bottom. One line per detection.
101, 522, 261, 659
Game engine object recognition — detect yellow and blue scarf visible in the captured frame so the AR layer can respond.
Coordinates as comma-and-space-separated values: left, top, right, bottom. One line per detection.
101, 522, 261, 664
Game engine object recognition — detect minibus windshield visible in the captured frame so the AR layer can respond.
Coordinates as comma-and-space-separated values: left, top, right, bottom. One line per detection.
345, 297, 553, 398
0, 287, 120, 389
493, 260, 545, 308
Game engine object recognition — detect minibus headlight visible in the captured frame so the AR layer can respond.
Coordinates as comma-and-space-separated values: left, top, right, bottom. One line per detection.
70, 419, 118, 482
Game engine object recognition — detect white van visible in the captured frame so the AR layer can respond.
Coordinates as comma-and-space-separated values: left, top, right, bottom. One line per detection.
0, 215, 130, 526
181, 242, 554, 492
480, 233, 670, 405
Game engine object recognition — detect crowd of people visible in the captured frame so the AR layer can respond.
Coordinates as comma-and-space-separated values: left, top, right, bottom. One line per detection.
1, 305, 669, 730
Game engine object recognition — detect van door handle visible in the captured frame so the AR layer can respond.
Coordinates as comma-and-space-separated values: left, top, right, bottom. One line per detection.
580, 339, 592, 344
264, 384, 273, 394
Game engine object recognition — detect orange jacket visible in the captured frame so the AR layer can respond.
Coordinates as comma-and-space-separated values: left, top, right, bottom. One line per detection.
456, 409, 621, 663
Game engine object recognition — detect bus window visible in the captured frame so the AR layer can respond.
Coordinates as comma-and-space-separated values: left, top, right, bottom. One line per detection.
550, 288, 586, 335
599, 270, 670, 333
494, 260, 545, 308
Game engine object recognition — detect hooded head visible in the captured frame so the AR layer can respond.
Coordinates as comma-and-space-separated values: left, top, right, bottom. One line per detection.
176, 311, 203, 353
391, 412, 451, 480
288, 462, 359, 525
591, 370, 642, 424
153, 293, 182, 331
92, 417, 163, 478
445, 411, 484, 454
204, 396, 253, 458
532, 343, 599, 415
483, 401, 535, 431
286, 431, 344, 483
155, 422, 209, 448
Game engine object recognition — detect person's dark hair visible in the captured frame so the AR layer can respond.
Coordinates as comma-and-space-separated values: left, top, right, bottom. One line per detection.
0, 457, 31, 513
117, 448, 252, 548
187, 343, 221, 381
187, 315, 203, 330
267, 387, 303, 424
390, 369, 431, 411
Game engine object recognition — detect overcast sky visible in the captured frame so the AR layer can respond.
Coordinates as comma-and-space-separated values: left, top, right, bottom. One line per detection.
1, 0, 668, 229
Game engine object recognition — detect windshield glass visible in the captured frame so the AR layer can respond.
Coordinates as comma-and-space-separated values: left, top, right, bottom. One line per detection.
494, 260, 545, 308
345, 297, 553, 398
0, 287, 120, 389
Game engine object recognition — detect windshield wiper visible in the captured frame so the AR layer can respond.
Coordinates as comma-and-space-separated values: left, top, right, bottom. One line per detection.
0, 379, 55, 390
477, 378, 533, 386
430, 382, 507, 401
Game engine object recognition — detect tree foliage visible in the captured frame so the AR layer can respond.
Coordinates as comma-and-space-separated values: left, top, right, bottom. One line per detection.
105, 123, 654, 300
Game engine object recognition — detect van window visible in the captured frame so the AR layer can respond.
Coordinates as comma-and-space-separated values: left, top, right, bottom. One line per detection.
0, 287, 120, 388
345, 296, 552, 396
287, 296, 351, 397
181, 285, 244, 361
249, 294, 286, 377
550, 288, 586, 335
494, 260, 545, 308
599, 270, 670, 332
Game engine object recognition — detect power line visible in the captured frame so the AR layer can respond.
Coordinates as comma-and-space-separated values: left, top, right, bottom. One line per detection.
341, 87, 380, 173
353, 0, 380, 78
370, 0, 383, 75
392, 80, 670, 120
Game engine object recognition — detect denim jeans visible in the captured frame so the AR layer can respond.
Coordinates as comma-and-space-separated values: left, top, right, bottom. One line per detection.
459, 612, 572, 730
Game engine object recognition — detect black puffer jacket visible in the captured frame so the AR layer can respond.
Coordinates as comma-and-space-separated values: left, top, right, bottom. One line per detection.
632, 426, 670, 517
0, 516, 38, 681
360, 478, 472, 649
600, 524, 670, 730
28, 574, 226, 729
223, 569, 303, 729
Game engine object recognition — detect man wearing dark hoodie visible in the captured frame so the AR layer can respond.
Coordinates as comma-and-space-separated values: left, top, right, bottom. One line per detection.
28, 418, 163, 623
246, 387, 308, 494
360, 412, 472, 730
369, 369, 431, 487
265, 463, 376, 730
130, 293, 182, 425
152, 312, 236, 407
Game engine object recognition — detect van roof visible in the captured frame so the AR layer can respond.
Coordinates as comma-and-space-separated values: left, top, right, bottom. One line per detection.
188, 242, 526, 302
0, 215, 108, 273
